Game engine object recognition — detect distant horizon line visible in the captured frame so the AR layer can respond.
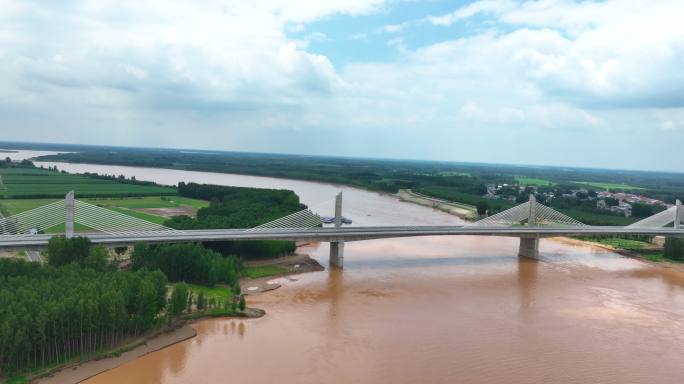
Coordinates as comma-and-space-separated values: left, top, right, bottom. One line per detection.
0, 139, 681, 176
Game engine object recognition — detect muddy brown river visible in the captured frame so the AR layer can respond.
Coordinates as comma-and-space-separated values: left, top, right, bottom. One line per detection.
32, 161, 684, 384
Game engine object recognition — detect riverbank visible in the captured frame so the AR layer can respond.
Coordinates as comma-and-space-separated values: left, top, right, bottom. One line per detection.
32, 309, 264, 384
555, 236, 684, 272
242, 251, 325, 293
33, 323, 197, 384
396, 189, 477, 220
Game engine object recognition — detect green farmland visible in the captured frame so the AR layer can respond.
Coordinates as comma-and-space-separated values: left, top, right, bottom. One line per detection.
0, 167, 175, 198
0, 196, 208, 227
571, 181, 643, 191
515, 176, 555, 186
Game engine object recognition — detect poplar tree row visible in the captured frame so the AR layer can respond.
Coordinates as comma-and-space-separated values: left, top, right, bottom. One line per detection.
0, 259, 167, 375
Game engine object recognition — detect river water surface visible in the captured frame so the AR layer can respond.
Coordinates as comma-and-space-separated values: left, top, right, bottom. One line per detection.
32, 161, 684, 384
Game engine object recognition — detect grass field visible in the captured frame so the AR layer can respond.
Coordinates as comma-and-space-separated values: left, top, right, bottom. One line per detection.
0, 196, 208, 216
571, 181, 643, 190
244, 265, 289, 278
439, 171, 471, 177
0, 167, 175, 198
171, 283, 235, 300
584, 237, 682, 263
515, 176, 555, 186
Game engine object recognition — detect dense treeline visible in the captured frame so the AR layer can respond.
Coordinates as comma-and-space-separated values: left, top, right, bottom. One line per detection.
177, 182, 304, 227
131, 243, 242, 287
47, 236, 111, 271
36, 147, 684, 202
166, 183, 300, 258
665, 237, 684, 261
0, 259, 167, 375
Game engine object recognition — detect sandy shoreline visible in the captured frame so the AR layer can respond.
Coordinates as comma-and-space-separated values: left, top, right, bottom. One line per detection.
35, 324, 197, 384
554, 236, 684, 272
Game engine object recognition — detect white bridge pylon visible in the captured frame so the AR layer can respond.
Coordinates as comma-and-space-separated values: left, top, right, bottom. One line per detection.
627, 200, 682, 229
473, 195, 587, 228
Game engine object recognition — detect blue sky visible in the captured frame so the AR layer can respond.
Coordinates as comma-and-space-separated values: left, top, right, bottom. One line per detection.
1, 0, 683, 171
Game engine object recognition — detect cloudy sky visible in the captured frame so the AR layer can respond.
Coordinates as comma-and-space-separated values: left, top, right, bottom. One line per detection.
1, 0, 683, 171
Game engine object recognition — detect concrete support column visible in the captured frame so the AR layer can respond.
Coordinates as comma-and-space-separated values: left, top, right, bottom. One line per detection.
519, 194, 540, 259
330, 241, 344, 268
330, 192, 344, 268
519, 237, 540, 259
676, 200, 681, 230
65, 191, 75, 239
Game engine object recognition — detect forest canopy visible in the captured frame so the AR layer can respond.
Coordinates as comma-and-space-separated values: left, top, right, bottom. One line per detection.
165, 183, 301, 258
0, 259, 167, 374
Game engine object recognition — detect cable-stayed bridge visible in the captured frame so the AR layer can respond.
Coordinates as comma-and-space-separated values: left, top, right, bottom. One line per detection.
1, 192, 682, 267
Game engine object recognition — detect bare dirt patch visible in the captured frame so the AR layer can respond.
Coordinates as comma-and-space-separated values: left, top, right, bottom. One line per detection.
137, 206, 197, 217
241, 252, 325, 294
0, 250, 22, 260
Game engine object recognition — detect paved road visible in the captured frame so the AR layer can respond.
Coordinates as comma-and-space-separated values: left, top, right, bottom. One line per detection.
26, 250, 43, 263
1, 225, 683, 249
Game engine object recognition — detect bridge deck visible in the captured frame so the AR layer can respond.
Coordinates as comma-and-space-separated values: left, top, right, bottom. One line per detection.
1, 226, 683, 249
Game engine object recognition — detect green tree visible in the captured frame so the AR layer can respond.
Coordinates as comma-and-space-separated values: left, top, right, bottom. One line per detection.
631, 203, 654, 218
239, 295, 246, 311
196, 291, 205, 311
664, 237, 684, 261
170, 283, 189, 316
476, 202, 488, 216
130, 242, 150, 270
84, 245, 109, 271
47, 236, 92, 267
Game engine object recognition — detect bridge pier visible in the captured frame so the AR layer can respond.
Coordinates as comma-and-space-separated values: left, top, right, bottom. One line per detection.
518, 195, 540, 259
518, 237, 540, 259
65, 191, 75, 239
330, 241, 344, 268
329, 192, 344, 268
676, 200, 681, 230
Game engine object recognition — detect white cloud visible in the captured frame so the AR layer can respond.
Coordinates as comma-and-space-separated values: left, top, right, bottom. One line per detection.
0, 0, 683, 171
657, 109, 684, 132
427, 0, 516, 26
427, 0, 684, 109
383, 22, 408, 33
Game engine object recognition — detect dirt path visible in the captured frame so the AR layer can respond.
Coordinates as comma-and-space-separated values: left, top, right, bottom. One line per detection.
396, 189, 476, 220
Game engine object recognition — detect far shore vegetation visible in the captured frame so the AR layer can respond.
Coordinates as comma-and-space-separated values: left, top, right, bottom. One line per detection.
33, 145, 683, 227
